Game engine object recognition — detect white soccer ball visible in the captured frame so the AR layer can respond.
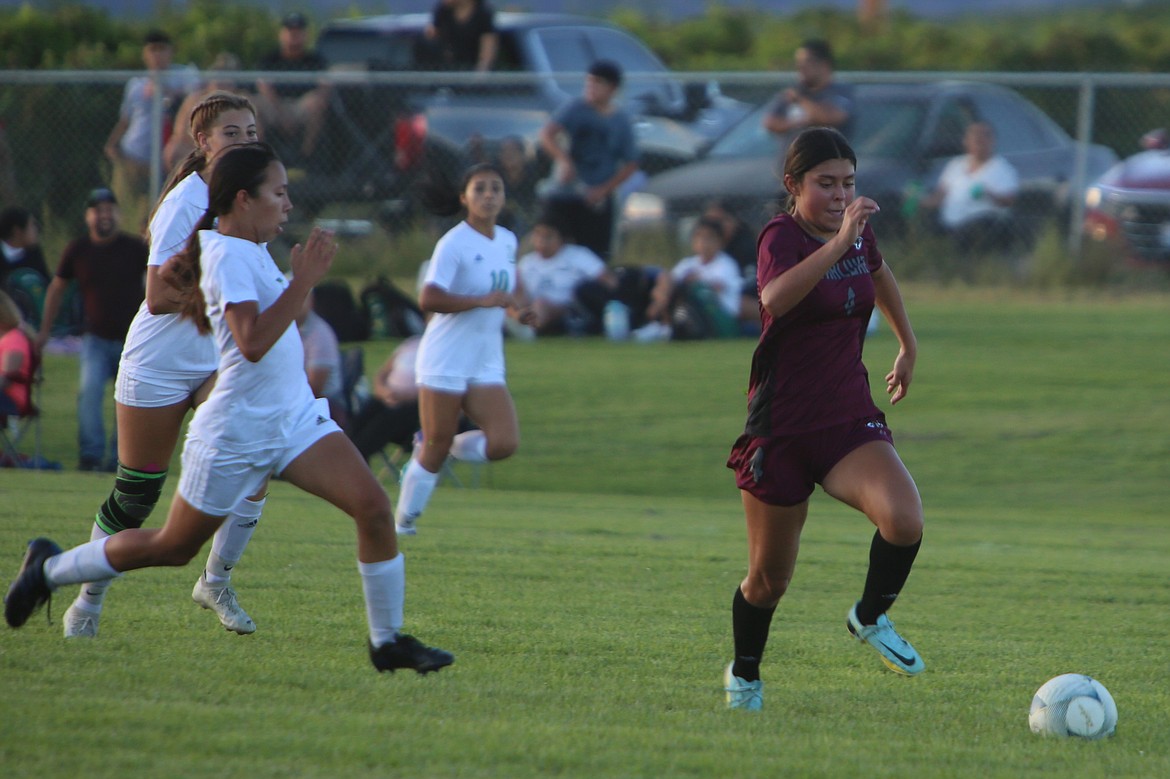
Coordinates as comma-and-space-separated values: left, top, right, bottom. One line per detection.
1028, 673, 1117, 740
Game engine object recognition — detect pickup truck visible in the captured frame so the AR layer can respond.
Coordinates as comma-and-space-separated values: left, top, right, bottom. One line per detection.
300, 12, 751, 227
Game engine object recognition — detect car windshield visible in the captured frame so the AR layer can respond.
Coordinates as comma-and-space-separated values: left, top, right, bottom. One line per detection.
705, 94, 927, 160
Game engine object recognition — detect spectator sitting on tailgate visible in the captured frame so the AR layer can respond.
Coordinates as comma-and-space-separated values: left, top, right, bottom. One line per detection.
509, 211, 614, 338
919, 121, 1020, 256
254, 12, 331, 163
630, 217, 742, 342
425, 0, 499, 72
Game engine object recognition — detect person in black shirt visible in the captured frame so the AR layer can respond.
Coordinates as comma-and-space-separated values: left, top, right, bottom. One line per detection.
426, 0, 498, 72
255, 12, 330, 161
35, 189, 148, 471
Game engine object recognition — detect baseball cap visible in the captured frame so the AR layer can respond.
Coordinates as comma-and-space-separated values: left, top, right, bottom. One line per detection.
85, 188, 117, 208
281, 12, 308, 29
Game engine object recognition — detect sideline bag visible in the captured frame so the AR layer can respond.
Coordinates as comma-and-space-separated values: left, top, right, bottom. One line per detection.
360, 277, 426, 339
314, 279, 370, 342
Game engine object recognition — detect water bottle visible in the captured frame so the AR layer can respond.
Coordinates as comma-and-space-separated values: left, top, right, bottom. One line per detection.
603, 300, 630, 341
367, 295, 390, 339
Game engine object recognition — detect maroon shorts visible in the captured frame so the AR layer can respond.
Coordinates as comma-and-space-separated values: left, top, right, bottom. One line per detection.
727, 414, 894, 507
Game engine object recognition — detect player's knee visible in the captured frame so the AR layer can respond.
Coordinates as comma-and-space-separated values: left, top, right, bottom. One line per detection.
96, 466, 168, 535
743, 569, 790, 607
351, 485, 393, 527
878, 505, 924, 547
485, 433, 518, 461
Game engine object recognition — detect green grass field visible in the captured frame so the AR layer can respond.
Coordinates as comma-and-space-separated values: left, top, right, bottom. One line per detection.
2, 287, 1169, 778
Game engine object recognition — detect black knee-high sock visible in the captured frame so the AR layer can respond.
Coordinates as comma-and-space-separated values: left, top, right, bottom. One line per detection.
855, 530, 922, 626
731, 587, 775, 682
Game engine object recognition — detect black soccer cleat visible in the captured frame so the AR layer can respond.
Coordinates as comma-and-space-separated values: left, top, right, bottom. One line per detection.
369, 634, 454, 674
5, 537, 62, 628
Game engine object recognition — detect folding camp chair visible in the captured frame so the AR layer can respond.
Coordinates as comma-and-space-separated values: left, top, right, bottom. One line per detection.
339, 345, 479, 488
0, 331, 47, 469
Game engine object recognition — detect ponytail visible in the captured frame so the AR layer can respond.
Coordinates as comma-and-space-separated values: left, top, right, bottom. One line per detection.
161, 141, 279, 336
160, 209, 216, 334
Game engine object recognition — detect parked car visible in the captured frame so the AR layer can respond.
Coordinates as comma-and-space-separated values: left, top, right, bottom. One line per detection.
315, 13, 752, 175
622, 81, 1118, 245
1083, 129, 1170, 267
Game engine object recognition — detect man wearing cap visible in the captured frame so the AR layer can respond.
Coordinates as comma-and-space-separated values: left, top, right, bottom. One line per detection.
538, 59, 640, 262
103, 30, 199, 232
255, 12, 331, 162
36, 189, 148, 472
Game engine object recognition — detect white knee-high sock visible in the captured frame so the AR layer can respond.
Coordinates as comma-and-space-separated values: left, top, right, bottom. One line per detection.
205, 496, 265, 584
359, 553, 404, 648
449, 430, 488, 462
43, 536, 118, 589
395, 460, 439, 524
73, 523, 114, 613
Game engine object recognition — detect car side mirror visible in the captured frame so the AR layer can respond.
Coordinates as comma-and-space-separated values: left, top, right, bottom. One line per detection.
1140, 128, 1168, 150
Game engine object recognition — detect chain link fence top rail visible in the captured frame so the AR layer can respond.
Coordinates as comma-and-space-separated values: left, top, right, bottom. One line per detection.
1, 68, 1167, 262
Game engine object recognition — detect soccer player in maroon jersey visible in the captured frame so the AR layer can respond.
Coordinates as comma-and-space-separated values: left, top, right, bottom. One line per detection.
723, 127, 925, 711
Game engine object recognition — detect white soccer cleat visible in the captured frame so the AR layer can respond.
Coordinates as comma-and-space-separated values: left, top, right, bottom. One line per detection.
192, 572, 256, 634
395, 512, 419, 537
62, 604, 99, 638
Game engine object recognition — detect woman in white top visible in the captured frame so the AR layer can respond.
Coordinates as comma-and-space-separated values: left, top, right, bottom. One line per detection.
62, 92, 268, 639
6, 143, 453, 674
394, 163, 533, 535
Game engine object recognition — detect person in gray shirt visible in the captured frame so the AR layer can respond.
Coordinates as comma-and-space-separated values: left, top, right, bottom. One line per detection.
763, 39, 854, 150
538, 60, 639, 262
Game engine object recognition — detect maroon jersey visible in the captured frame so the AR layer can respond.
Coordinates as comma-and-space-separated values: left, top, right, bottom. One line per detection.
742, 212, 884, 436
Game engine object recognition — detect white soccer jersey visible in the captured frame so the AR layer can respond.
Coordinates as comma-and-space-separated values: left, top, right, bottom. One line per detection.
416, 221, 518, 381
671, 251, 743, 317
188, 230, 316, 452
118, 172, 219, 383
518, 243, 605, 307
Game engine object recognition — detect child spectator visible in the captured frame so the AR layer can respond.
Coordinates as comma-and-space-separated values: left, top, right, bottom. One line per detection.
511, 212, 613, 337
632, 217, 742, 341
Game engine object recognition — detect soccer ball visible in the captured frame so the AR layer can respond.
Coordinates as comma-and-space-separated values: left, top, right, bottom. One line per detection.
1028, 674, 1117, 740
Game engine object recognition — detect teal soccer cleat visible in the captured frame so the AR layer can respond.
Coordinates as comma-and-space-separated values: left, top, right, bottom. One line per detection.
846, 602, 925, 676
723, 661, 763, 711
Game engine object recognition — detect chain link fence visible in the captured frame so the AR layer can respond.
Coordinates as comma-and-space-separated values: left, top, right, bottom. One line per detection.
2, 68, 1168, 278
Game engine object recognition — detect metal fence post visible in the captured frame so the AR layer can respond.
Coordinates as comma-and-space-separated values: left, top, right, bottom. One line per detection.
149, 68, 164, 209
1067, 75, 1096, 261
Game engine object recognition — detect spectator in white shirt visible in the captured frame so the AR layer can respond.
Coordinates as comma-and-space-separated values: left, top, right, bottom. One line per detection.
512, 212, 614, 337
921, 121, 1019, 255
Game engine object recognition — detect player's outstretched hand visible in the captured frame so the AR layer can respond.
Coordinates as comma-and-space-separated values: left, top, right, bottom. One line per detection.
289, 227, 338, 288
